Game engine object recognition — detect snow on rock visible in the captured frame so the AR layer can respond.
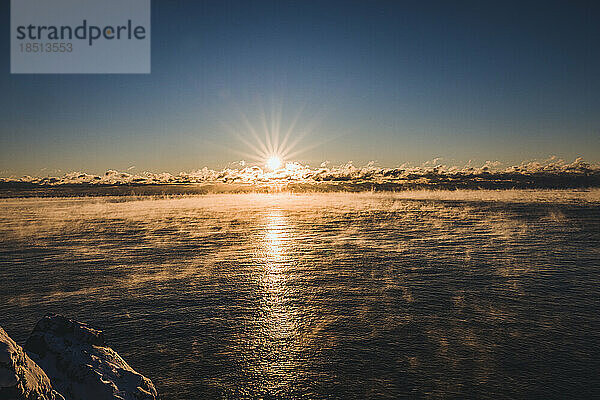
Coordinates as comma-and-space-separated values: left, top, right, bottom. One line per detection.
0, 326, 64, 400
24, 315, 158, 400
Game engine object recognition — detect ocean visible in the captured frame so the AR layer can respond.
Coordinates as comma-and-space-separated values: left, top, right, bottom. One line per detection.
1, 190, 599, 398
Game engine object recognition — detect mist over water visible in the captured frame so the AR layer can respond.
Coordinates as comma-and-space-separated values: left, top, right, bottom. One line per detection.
1, 190, 599, 398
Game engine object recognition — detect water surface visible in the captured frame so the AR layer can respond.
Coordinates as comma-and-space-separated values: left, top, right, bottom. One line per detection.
1, 190, 599, 398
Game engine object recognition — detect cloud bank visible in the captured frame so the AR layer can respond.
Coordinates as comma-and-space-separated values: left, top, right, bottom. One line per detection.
1, 157, 599, 194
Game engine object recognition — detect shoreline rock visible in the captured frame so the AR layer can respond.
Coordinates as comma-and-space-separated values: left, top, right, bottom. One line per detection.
1, 315, 158, 400
0, 326, 64, 400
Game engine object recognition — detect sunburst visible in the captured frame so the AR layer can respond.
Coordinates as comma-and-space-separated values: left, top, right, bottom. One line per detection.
221, 100, 329, 171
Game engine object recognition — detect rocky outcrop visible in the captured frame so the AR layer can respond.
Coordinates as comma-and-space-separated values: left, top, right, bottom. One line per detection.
1, 315, 159, 400
23, 315, 158, 400
0, 326, 64, 400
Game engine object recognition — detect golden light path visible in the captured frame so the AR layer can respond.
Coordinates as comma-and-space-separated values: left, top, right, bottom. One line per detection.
253, 209, 299, 391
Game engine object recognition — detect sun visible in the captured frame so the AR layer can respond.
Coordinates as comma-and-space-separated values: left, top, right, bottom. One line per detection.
225, 100, 326, 172
266, 156, 282, 171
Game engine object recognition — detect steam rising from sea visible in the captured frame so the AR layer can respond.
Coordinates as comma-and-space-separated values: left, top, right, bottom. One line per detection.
1, 189, 599, 398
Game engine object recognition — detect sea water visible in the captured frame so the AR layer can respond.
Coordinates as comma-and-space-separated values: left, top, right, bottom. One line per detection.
1, 190, 599, 398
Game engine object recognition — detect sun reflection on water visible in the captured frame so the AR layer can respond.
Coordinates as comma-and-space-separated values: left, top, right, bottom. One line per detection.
264, 212, 288, 267
252, 210, 299, 393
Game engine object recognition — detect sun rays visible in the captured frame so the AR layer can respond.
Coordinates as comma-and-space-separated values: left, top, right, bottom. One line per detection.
220, 99, 330, 171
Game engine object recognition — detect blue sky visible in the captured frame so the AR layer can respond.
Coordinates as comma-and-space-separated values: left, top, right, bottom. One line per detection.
1, 0, 599, 175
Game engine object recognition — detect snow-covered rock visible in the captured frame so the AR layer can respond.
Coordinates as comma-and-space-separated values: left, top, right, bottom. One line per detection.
0, 326, 64, 400
24, 315, 158, 400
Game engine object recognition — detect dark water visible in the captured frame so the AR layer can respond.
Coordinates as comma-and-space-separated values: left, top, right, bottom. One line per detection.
1, 191, 599, 399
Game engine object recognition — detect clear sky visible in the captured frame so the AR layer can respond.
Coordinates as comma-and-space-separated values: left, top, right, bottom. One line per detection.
1, 0, 599, 176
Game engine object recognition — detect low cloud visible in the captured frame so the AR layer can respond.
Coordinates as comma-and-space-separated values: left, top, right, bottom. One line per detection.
1, 157, 599, 191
